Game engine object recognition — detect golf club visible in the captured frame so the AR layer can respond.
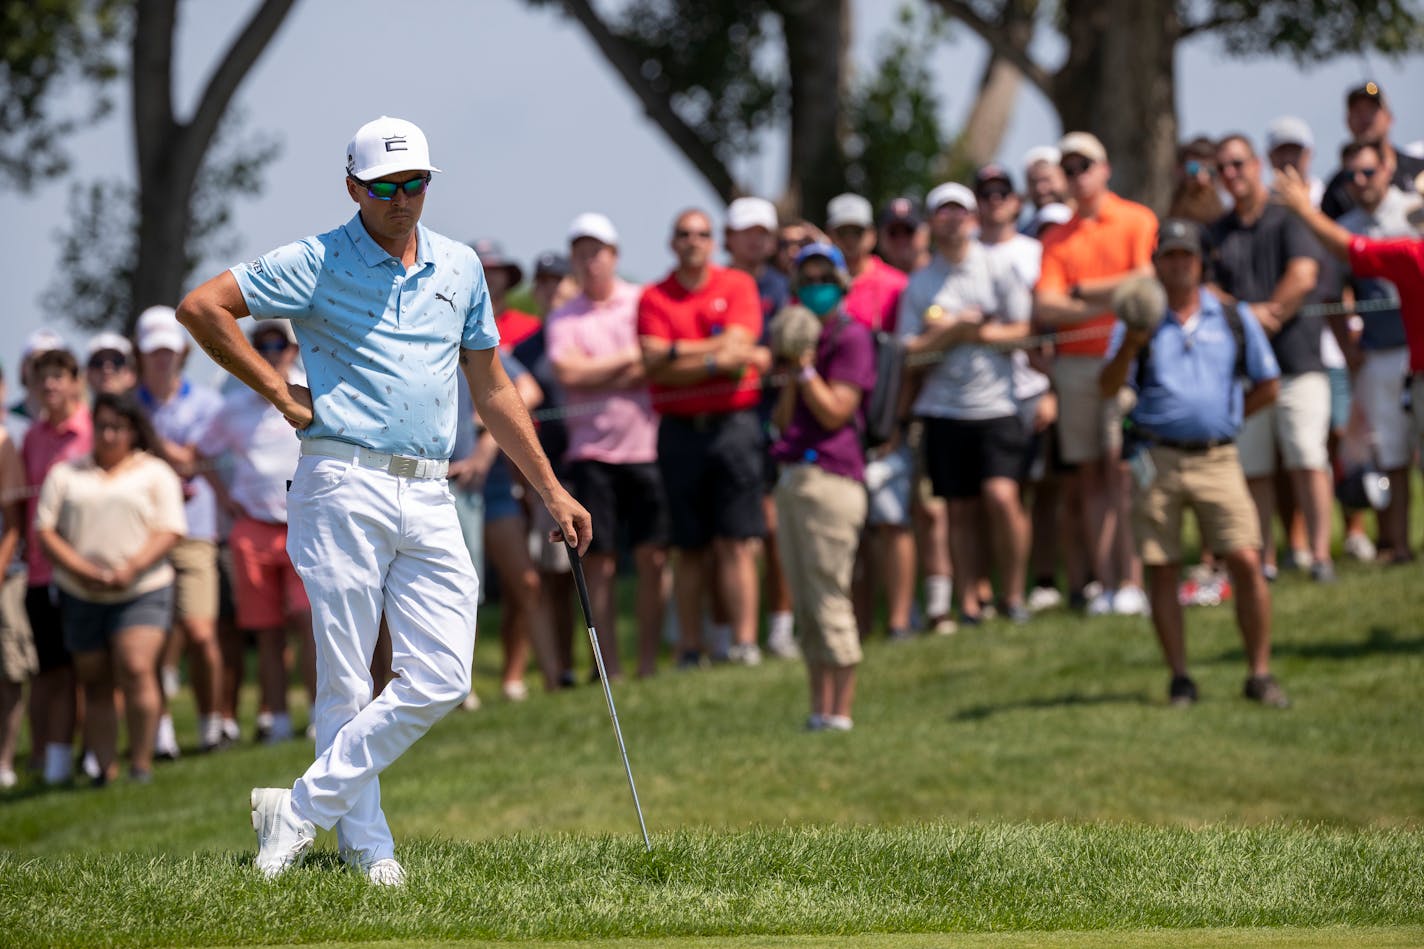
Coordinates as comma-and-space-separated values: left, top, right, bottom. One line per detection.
565, 542, 652, 852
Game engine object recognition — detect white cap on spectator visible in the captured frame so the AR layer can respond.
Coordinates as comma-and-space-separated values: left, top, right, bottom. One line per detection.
136, 305, 188, 354
22, 328, 68, 361
826, 193, 874, 229
345, 115, 440, 181
1058, 131, 1108, 164
1033, 202, 1075, 231
926, 182, 978, 214
1266, 116, 1314, 152
726, 196, 778, 233
248, 318, 297, 344
85, 331, 133, 361
1023, 145, 1061, 170
567, 212, 619, 247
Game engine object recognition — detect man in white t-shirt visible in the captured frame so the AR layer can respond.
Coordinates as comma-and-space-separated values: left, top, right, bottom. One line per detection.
546, 214, 670, 678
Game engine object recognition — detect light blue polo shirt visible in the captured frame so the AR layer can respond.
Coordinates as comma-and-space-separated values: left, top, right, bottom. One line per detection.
1108, 288, 1280, 443
231, 213, 500, 459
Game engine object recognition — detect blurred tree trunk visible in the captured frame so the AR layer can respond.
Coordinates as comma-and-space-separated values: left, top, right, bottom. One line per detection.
776, 0, 850, 218
128, 0, 295, 328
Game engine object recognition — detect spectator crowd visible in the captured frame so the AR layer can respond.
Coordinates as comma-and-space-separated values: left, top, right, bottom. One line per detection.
2, 80, 1422, 786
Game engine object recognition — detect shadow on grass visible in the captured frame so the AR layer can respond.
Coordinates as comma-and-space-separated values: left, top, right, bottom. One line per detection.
949, 690, 1149, 722
1205, 626, 1424, 666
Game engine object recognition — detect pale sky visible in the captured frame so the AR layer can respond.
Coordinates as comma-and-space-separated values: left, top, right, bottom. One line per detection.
5, 0, 1421, 387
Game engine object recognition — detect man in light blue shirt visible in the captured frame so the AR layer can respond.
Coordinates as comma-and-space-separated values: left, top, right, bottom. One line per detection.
177, 116, 590, 885
1100, 218, 1289, 710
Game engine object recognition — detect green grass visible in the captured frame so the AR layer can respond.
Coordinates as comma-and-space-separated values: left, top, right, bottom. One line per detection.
1, 559, 1422, 945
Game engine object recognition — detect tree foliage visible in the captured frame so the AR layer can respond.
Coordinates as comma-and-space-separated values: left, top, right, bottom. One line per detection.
0, 0, 125, 189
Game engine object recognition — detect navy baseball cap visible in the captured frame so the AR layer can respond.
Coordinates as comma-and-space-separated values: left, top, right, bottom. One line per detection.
1155, 218, 1203, 257
533, 251, 570, 279
878, 196, 922, 228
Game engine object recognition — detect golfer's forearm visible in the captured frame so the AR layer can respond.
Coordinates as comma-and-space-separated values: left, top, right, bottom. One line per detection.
1244, 379, 1279, 417
1033, 291, 1091, 327
177, 297, 288, 405
1296, 206, 1353, 262
1099, 347, 1139, 398
475, 385, 561, 500
1269, 259, 1318, 321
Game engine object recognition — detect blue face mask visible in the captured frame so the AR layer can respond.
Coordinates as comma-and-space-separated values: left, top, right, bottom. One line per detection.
799, 283, 845, 316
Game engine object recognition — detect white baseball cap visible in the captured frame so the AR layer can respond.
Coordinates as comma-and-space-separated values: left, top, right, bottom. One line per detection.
1059, 131, 1108, 164
22, 328, 68, 362
136, 305, 188, 354
567, 212, 619, 247
85, 331, 134, 361
345, 115, 441, 182
1023, 145, 1061, 170
1266, 116, 1314, 152
726, 196, 778, 233
248, 318, 297, 345
926, 182, 978, 214
826, 193, 874, 230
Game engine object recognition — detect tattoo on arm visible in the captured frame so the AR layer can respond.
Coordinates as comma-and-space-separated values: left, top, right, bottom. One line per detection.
203, 344, 229, 368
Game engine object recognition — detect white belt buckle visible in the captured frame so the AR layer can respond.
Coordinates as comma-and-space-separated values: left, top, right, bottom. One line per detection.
388, 455, 420, 478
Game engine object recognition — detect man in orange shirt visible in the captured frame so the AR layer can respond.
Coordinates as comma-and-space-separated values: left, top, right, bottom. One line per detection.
1034, 132, 1157, 616
638, 209, 772, 668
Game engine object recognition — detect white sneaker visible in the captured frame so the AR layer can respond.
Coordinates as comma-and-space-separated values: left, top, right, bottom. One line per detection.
765, 624, 801, 660
1343, 532, 1377, 563
221, 718, 241, 743
1086, 589, 1114, 617
1112, 585, 1150, 616
1026, 586, 1063, 613
160, 666, 181, 700
154, 716, 180, 760
81, 750, 102, 781
251, 787, 315, 879
460, 690, 481, 711
501, 680, 529, 702
201, 714, 226, 751
365, 858, 406, 887
0, 767, 17, 789
822, 715, 853, 731
726, 643, 763, 666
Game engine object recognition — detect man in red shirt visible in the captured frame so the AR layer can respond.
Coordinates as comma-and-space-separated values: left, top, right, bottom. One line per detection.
638, 208, 772, 668
470, 238, 541, 349
1275, 163, 1424, 489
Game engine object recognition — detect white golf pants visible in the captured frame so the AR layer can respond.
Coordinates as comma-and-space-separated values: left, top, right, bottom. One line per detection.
285, 455, 478, 863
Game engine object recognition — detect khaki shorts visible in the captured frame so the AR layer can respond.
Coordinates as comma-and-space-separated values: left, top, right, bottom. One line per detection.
1132, 444, 1262, 565
1053, 355, 1133, 465
0, 571, 37, 683
1357, 348, 1418, 471
1238, 372, 1331, 477
168, 538, 219, 623
773, 465, 867, 668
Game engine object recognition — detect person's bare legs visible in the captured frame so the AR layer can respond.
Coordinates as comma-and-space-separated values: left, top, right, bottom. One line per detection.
485, 515, 560, 692
1290, 467, 1334, 567
761, 494, 792, 621
1222, 547, 1273, 676
830, 665, 857, 719
1247, 476, 1277, 574
112, 626, 165, 775
31, 666, 75, 763
0, 678, 24, 779
254, 626, 288, 719
917, 497, 953, 623
1080, 459, 1117, 591
1028, 476, 1061, 588
983, 476, 1029, 609
287, 609, 317, 710
217, 620, 244, 726
947, 498, 984, 617
1111, 461, 1143, 591
673, 546, 707, 659
583, 551, 622, 681
880, 525, 916, 633
180, 615, 223, 734
1146, 564, 1187, 676
634, 543, 670, 677
72, 650, 116, 780
1058, 473, 1090, 595
712, 536, 760, 649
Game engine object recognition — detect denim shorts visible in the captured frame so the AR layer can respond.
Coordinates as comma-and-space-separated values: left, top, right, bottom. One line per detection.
59, 585, 175, 654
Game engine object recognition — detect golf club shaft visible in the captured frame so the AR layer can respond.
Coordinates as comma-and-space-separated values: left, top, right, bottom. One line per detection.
566, 544, 652, 852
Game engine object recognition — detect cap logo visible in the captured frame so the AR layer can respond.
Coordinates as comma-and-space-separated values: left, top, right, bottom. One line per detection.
383, 135, 408, 153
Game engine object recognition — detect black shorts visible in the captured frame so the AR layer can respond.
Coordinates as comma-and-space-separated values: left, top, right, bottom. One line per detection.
923, 415, 1029, 500
25, 584, 70, 673
60, 585, 175, 654
657, 410, 767, 549
569, 460, 671, 555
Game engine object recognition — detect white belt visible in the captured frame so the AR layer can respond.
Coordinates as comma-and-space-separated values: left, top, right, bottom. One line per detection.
300, 437, 450, 480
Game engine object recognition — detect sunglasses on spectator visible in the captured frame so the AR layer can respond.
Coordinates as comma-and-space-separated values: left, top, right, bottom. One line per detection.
779, 236, 813, 250
674, 228, 712, 240
884, 224, 917, 238
1184, 160, 1216, 178
95, 419, 134, 434
87, 353, 128, 371
255, 339, 291, 354
977, 186, 1015, 200
349, 173, 431, 201
1350, 167, 1380, 181
1061, 158, 1095, 178
1218, 158, 1249, 173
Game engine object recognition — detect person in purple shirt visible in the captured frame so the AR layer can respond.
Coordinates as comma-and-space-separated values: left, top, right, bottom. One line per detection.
770, 244, 876, 732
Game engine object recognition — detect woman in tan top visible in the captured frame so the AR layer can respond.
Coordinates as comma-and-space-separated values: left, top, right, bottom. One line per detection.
35, 392, 186, 785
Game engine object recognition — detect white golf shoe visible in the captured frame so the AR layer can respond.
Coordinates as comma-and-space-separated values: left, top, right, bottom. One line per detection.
342, 850, 407, 886
251, 787, 315, 878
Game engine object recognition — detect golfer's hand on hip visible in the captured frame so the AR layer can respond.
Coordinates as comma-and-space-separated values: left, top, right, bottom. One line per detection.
280, 383, 314, 430
545, 487, 593, 556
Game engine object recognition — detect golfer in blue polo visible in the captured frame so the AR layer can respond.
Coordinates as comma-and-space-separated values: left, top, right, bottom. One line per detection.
178, 115, 591, 885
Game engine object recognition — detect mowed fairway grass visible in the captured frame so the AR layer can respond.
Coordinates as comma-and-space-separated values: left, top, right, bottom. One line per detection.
1, 559, 1421, 947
